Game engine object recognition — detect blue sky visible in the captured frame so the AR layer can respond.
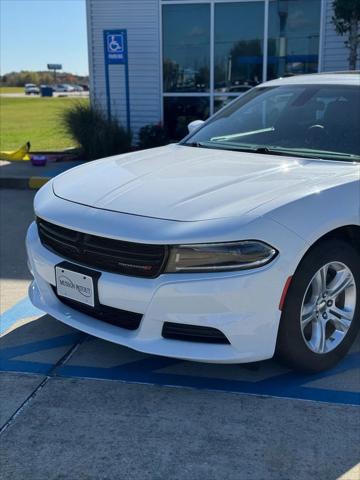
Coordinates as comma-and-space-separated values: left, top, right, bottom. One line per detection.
0, 0, 88, 75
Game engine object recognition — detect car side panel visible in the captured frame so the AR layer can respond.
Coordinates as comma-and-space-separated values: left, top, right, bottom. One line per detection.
268, 176, 360, 247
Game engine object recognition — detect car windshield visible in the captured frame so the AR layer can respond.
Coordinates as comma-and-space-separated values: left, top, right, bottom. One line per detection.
183, 84, 360, 162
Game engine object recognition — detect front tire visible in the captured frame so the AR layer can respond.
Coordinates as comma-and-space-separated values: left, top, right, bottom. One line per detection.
276, 239, 360, 372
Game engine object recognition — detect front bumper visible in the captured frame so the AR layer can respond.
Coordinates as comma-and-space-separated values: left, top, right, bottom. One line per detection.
26, 220, 293, 364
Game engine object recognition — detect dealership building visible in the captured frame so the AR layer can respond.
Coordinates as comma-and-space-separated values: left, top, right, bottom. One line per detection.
86, 0, 359, 140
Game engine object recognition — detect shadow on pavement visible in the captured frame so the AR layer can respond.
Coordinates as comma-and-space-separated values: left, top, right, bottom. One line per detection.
1, 314, 359, 406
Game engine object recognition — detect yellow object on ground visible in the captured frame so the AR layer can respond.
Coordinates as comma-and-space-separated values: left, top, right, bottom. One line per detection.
28, 177, 49, 189
0, 142, 31, 161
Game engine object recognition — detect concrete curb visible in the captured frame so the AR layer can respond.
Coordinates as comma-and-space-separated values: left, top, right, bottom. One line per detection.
0, 160, 83, 190
0, 176, 49, 190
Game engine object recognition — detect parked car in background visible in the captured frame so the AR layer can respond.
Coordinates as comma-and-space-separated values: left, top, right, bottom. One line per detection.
24, 83, 40, 95
52, 84, 75, 93
27, 72, 360, 372
72, 85, 84, 92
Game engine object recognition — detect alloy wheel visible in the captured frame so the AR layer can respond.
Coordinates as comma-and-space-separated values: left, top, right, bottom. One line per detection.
300, 262, 356, 354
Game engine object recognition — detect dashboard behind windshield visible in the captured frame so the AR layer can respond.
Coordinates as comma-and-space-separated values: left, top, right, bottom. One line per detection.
183, 84, 360, 161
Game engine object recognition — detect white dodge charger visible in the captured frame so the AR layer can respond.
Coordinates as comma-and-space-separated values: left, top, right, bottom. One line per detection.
26, 72, 360, 371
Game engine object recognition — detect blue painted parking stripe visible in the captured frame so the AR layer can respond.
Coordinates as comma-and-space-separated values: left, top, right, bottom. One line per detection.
0, 297, 43, 335
0, 334, 81, 360
0, 333, 84, 375
1, 315, 359, 406
56, 351, 360, 406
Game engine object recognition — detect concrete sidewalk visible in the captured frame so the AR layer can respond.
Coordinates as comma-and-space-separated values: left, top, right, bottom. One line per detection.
1, 371, 359, 480
0, 159, 84, 190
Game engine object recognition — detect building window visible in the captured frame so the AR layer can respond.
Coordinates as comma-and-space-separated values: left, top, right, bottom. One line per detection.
214, 2, 264, 93
163, 4, 210, 93
164, 97, 210, 140
161, 0, 321, 140
268, 0, 321, 79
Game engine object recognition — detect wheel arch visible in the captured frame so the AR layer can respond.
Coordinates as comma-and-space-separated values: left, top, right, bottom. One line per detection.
291, 224, 360, 279
305, 224, 360, 257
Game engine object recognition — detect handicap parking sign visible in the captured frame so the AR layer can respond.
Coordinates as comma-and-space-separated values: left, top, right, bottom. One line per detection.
103, 29, 130, 130
107, 34, 124, 54
105, 30, 127, 64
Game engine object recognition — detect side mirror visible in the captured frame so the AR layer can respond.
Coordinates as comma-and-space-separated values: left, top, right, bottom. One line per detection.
188, 120, 205, 134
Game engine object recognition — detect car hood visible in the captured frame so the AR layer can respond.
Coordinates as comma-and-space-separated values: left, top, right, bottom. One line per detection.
53, 144, 355, 222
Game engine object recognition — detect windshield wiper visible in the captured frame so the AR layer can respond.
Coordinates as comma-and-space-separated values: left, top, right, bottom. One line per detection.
185, 141, 273, 154
185, 141, 360, 162
261, 146, 360, 162
211, 127, 275, 142
187, 141, 298, 156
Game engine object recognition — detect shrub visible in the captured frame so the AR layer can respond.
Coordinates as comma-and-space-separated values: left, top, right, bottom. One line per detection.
138, 123, 169, 150
61, 102, 132, 160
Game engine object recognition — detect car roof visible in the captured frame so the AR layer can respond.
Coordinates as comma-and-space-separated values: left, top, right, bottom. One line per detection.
260, 71, 360, 88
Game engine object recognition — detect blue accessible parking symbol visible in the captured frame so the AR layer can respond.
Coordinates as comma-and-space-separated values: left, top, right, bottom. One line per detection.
106, 32, 126, 64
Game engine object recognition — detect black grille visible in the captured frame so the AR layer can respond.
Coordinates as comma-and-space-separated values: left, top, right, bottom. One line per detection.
53, 288, 142, 331
37, 217, 168, 278
162, 322, 230, 344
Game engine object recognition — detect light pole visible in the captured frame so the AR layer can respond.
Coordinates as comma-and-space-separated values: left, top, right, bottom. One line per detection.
277, 0, 288, 77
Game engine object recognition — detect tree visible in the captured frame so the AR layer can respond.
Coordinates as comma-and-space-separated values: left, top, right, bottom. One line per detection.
163, 59, 180, 91
332, 0, 360, 70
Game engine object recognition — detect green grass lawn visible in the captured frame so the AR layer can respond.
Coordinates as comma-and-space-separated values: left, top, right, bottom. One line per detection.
0, 86, 24, 94
0, 96, 89, 152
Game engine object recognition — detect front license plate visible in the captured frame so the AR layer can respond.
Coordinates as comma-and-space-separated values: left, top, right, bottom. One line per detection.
55, 265, 95, 307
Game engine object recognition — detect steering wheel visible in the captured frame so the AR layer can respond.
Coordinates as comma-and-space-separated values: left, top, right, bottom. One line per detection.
305, 124, 329, 148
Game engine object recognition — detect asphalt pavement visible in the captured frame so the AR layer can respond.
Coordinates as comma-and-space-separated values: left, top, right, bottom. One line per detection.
0, 188, 359, 480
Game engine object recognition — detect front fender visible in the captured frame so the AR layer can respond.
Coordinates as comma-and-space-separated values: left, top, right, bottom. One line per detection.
269, 179, 360, 251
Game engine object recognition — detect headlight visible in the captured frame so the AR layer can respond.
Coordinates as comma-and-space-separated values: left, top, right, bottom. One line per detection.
165, 241, 278, 273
